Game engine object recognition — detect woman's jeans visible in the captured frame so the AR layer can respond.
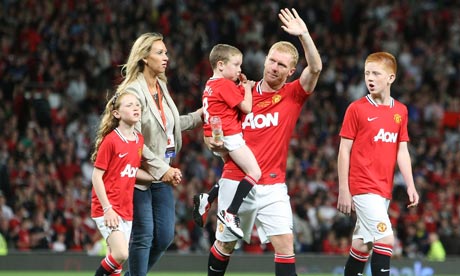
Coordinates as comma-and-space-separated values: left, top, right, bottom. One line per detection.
125, 183, 175, 276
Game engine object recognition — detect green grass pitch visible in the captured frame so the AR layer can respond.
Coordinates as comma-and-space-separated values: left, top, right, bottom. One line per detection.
0, 272, 331, 276
0, 272, 456, 276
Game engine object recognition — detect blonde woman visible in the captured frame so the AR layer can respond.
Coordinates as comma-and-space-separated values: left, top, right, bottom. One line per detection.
118, 32, 202, 276
91, 91, 153, 276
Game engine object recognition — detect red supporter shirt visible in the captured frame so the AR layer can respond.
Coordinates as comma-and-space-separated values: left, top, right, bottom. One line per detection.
91, 129, 144, 220
222, 79, 311, 184
339, 95, 410, 199
202, 78, 245, 136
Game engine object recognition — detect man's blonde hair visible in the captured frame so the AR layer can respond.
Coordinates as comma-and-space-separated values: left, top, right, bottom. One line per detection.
268, 41, 299, 67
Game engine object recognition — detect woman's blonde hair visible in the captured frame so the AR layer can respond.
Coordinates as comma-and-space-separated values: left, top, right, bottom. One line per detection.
116, 32, 167, 94
90, 91, 139, 162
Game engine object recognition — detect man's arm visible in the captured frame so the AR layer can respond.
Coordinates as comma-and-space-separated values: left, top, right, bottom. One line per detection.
279, 8, 322, 93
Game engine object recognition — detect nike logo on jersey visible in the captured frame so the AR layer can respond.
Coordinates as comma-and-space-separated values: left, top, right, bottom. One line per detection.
380, 268, 390, 272
118, 152, 128, 158
367, 117, 378, 121
209, 266, 224, 272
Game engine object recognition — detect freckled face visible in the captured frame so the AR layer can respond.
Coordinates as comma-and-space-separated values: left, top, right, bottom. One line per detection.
364, 61, 394, 95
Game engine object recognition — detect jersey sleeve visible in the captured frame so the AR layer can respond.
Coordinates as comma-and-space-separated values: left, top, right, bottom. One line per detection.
339, 103, 358, 140
398, 105, 410, 142
94, 136, 113, 171
290, 79, 311, 105
220, 80, 245, 109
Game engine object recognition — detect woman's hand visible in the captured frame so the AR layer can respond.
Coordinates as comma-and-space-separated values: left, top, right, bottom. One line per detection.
161, 167, 182, 187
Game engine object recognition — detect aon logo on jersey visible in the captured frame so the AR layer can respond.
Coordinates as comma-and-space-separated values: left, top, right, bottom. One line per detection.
374, 128, 398, 143
242, 112, 279, 129
120, 164, 138, 178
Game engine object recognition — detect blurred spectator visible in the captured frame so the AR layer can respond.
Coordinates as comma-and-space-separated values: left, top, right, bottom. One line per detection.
426, 232, 446, 262
0, 192, 13, 222
86, 231, 107, 257
51, 232, 67, 253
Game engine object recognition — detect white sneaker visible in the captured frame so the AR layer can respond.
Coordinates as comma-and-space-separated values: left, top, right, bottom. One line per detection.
193, 193, 210, 227
218, 210, 243, 239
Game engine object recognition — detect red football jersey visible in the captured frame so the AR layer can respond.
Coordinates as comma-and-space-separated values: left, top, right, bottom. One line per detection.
91, 129, 144, 220
202, 78, 245, 136
339, 95, 410, 199
222, 79, 311, 184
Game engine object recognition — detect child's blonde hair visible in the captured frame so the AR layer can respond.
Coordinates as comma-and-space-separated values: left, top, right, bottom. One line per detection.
209, 44, 242, 70
91, 91, 140, 162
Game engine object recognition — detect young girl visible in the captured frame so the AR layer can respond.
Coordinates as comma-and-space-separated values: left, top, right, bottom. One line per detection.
91, 91, 153, 276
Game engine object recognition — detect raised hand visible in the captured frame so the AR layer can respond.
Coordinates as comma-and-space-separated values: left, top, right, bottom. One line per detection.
278, 8, 309, 36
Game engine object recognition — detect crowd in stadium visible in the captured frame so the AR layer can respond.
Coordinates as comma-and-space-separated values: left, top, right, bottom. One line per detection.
1, 0, 460, 260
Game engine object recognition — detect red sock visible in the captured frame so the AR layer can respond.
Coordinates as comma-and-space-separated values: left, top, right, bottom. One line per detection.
101, 254, 121, 274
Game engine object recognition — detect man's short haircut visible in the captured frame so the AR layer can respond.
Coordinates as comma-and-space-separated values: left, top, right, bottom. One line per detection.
365, 52, 397, 75
268, 41, 299, 67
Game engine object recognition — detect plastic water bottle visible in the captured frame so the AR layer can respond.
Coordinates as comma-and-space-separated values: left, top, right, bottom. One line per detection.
210, 116, 223, 142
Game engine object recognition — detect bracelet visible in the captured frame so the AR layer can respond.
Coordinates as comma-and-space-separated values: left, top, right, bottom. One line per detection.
103, 205, 112, 213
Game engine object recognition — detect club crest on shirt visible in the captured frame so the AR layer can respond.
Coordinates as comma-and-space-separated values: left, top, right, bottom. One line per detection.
394, 114, 402, 124
272, 95, 281, 104
377, 222, 387, 232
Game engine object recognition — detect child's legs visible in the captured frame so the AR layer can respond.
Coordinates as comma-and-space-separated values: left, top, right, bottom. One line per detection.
223, 133, 261, 181
107, 230, 129, 263
94, 216, 131, 265
229, 144, 261, 181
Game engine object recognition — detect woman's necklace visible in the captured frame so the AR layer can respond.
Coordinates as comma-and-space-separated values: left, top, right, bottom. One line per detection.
149, 81, 160, 107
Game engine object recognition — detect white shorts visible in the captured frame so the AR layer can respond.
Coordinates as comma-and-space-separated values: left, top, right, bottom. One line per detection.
352, 194, 393, 243
93, 216, 132, 246
216, 178, 293, 244
213, 133, 245, 157
222, 133, 245, 152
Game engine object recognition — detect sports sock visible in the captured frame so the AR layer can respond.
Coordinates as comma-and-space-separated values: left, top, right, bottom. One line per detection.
371, 243, 392, 276
208, 183, 220, 203
274, 253, 297, 276
95, 254, 121, 276
344, 247, 369, 276
208, 242, 232, 276
227, 176, 255, 214
110, 264, 122, 276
